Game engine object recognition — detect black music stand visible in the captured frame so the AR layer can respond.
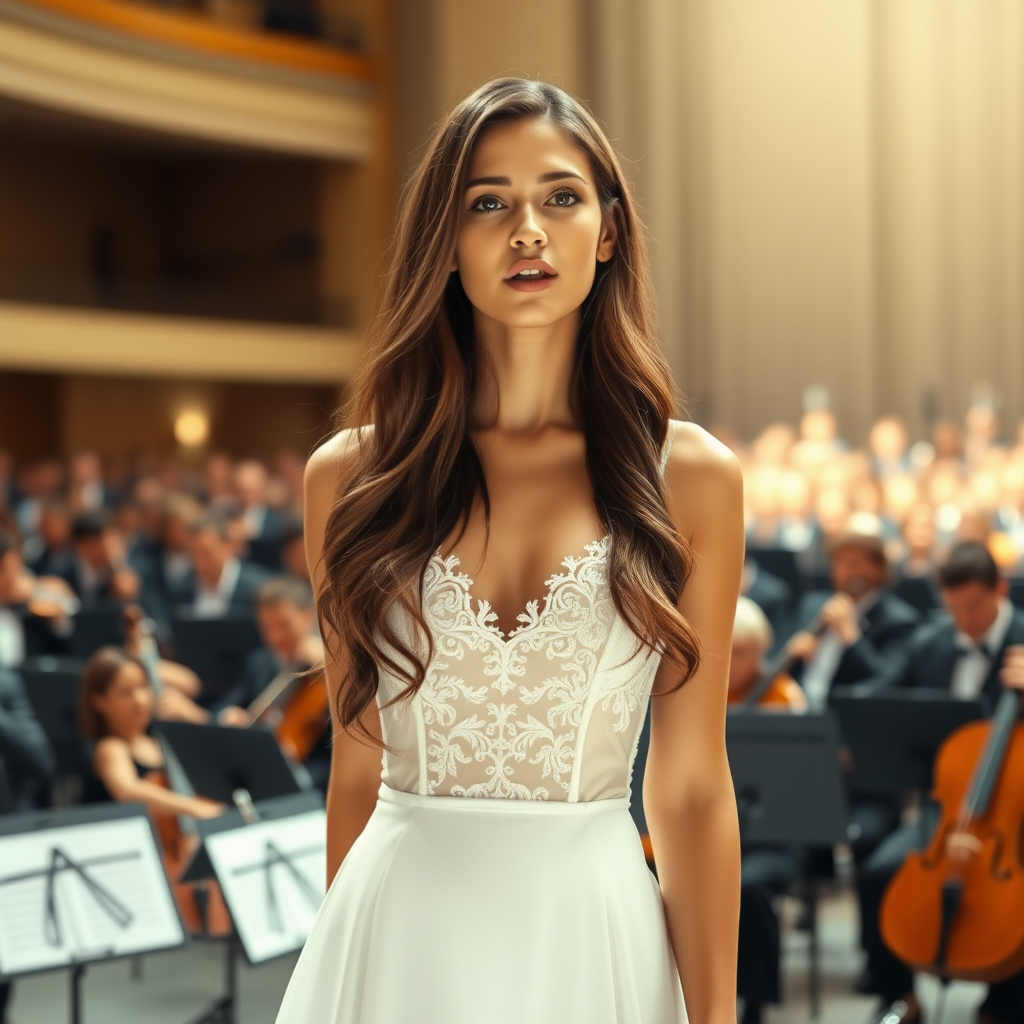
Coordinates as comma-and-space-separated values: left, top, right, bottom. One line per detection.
168, 614, 262, 703
155, 722, 302, 804
726, 711, 851, 1019
20, 657, 88, 783
70, 602, 125, 658
828, 687, 986, 799
747, 547, 802, 599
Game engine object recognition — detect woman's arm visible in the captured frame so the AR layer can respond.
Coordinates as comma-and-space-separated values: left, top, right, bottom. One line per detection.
646, 422, 745, 1024
304, 430, 385, 887
92, 738, 222, 819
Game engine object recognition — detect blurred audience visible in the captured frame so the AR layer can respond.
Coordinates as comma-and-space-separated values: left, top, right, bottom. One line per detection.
734, 399, 1024, 579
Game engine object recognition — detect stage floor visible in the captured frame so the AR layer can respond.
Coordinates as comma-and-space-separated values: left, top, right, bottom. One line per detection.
6, 885, 989, 1024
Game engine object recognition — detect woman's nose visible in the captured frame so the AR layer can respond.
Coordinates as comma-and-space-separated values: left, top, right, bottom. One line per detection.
510, 205, 546, 248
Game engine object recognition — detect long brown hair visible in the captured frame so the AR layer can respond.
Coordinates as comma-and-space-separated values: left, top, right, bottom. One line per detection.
316, 77, 701, 745
78, 646, 148, 740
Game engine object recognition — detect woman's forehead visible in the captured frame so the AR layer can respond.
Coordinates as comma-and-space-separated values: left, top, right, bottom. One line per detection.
467, 118, 591, 182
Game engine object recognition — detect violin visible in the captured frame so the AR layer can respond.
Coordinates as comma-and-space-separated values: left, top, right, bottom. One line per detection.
880, 682, 1024, 982
729, 672, 807, 711
244, 662, 329, 764
122, 605, 232, 937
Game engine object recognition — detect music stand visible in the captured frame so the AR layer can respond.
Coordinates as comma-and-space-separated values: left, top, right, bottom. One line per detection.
0, 803, 186, 1024
20, 657, 88, 780
726, 710, 850, 1018
70, 603, 125, 658
746, 547, 802, 599
829, 687, 986, 798
182, 792, 325, 962
168, 614, 261, 703
726, 711, 850, 847
155, 722, 302, 804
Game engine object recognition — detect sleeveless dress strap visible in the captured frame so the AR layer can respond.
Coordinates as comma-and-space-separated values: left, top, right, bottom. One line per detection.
658, 420, 679, 478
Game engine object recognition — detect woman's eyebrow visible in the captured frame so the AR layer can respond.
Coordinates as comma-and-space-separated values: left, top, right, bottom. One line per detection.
464, 170, 588, 190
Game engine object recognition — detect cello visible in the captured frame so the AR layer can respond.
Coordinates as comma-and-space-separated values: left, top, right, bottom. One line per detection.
879, 682, 1024, 982
121, 605, 233, 937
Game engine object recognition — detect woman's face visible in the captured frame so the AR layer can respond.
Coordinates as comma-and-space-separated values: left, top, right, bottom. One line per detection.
453, 116, 616, 330
92, 661, 153, 736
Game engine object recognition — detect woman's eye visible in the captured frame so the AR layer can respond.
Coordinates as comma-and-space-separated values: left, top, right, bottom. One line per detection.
470, 195, 503, 213
549, 189, 581, 208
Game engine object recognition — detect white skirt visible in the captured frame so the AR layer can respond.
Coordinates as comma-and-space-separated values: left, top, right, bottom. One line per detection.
275, 782, 688, 1024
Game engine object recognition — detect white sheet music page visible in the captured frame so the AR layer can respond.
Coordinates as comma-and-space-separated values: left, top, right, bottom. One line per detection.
0, 815, 185, 977
205, 809, 326, 964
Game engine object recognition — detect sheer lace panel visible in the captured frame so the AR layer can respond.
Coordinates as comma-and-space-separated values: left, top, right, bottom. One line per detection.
375, 423, 679, 801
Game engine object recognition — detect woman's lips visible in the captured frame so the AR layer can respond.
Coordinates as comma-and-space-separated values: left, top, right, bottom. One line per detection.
504, 274, 555, 292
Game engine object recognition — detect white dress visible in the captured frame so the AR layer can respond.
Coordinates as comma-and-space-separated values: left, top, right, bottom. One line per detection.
275, 429, 688, 1024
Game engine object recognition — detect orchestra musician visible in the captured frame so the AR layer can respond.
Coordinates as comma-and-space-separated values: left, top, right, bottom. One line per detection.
781, 520, 921, 874
156, 577, 328, 790
0, 529, 75, 668
860, 541, 1024, 1024
729, 596, 807, 1024
56, 510, 142, 607
78, 645, 223, 820
167, 513, 270, 619
729, 595, 807, 710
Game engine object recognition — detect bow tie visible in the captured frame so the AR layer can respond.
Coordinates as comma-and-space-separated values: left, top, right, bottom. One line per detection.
954, 640, 995, 660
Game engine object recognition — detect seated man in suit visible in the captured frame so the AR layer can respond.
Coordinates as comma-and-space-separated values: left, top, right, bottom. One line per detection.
782, 518, 921, 711
861, 541, 1024, 1024
234, 460, 285, 571
59, 510, 141, 607
0, 530, 75, 668
22, 496, 73, 578
782, 519, 922, 899
0, 663, 56, 1023
170, 513, 269, 619
156, 576, 328, 790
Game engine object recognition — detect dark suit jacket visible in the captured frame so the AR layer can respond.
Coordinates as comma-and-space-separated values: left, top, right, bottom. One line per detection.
0, 667, 56, 808
785, 588, 922, 695
168, 559, 270, 617
56, 559, 121, 606
880, 605, 1024, 716
2, 602, 73, 663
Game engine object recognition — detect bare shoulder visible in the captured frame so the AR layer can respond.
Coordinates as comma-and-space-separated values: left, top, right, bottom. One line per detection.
304, 425, 372, 498
662, 420, 744, 542
92, 735, 130, 768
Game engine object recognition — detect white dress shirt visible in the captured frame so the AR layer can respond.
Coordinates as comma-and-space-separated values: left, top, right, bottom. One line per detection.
801, 588, 882, 712
951, 597, 1013, 700
0, 607, 24, 669
194, 556, 241, 619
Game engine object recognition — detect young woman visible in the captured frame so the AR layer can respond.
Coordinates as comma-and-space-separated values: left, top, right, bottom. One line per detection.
277, 78, 744, 1024
78, 645, 221, 819
78, 647, 229, 933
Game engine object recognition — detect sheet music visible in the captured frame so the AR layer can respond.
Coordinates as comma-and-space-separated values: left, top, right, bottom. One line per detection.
205, 810, 326, 963
0, 816, 185, 978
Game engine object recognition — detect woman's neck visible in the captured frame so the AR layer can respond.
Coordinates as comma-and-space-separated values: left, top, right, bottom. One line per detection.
469, 307, 581, 434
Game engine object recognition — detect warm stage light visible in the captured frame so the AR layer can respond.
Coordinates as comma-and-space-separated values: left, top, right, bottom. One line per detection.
175, 409, 210, 446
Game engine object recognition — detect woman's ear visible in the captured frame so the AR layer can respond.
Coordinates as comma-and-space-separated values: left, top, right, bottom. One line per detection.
596, 211, 618, 264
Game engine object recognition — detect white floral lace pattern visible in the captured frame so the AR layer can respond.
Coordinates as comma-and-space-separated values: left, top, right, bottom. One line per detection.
375, 424, 679, 802
377, 535, 664, 802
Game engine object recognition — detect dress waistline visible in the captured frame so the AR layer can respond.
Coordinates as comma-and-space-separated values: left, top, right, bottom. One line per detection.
377, 781, 630, 815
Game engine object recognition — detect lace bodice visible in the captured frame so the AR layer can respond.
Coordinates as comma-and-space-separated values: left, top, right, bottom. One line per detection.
375, 425, 678, 802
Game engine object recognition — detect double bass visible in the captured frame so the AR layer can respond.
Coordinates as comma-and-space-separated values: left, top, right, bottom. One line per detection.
880, 686, 1024, 982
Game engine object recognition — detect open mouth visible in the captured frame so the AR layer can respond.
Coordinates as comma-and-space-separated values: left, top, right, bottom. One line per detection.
507, 268, 554, 280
